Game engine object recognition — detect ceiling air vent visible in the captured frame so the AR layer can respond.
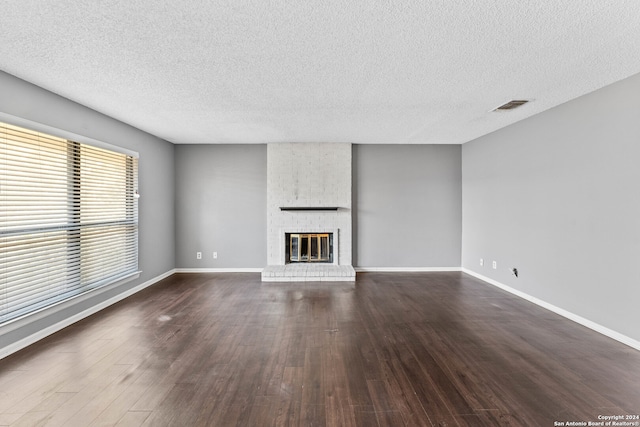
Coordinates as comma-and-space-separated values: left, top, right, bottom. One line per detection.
493, 99, 529, 111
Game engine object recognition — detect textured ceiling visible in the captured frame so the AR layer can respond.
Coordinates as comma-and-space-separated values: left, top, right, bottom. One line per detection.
1, 1, 640, 144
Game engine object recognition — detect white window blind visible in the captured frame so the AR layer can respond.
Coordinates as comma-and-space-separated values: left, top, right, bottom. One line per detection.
0, 121, 138, 324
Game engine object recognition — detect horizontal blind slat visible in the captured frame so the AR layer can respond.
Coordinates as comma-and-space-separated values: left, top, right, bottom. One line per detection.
1, 121, 138, 323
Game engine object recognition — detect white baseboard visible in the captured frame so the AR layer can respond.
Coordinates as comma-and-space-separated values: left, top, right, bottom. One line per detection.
355, 267, 462, 273
0, 269, 176, 360
175, 268, 263, 273
178, 267, 462, 274
462, 268, 640, 352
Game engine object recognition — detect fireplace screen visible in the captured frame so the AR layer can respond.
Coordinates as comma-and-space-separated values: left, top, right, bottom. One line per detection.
286, 233, 333, 263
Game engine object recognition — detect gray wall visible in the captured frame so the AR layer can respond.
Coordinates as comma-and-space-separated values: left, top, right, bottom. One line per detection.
175, 145, 267, 268
354, 145, 462, 268
0, 71, 175, 349
462, 72, 640, 342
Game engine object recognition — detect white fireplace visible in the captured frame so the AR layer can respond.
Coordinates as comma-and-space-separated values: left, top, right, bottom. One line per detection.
263, 142, 354, 281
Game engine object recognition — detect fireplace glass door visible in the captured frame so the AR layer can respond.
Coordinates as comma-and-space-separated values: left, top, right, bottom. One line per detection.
288, 233, 332, 263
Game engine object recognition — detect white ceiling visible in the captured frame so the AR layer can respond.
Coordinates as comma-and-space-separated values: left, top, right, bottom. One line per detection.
2, 1, 640, 145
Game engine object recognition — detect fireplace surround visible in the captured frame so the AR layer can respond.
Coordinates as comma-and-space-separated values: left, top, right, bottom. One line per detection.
264, 142, 354, 281
286, 233, 333, 264
277, 228, 340, 266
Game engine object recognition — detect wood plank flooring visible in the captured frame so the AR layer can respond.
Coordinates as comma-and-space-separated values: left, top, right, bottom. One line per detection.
0, 272, 638, 426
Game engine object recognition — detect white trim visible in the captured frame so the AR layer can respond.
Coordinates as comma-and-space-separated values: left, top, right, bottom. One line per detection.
175, 268, 264, 273
462, 268, 640, 352
0, 269, 175, 360
355, 267, 462, 272
0, 271, 141, 334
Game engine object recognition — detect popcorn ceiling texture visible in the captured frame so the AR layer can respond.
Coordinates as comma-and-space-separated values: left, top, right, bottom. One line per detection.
1, 1, 640, 144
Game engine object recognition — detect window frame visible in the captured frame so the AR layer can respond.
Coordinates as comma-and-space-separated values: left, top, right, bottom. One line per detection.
0, 114, 140, 328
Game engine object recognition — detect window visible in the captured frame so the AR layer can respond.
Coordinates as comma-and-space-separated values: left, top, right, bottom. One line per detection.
0, 121, 138, 324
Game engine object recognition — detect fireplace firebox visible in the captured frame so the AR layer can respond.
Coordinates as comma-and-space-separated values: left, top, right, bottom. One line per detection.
285, 233, 333, 263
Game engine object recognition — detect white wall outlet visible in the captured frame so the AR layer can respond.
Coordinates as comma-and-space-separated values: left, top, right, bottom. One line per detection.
196, 252, 202, 260
479, 258, 484, 266
213, 252, 218, 259
492, 260, 497, 269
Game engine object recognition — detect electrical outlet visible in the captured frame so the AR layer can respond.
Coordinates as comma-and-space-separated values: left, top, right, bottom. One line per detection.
479, 258, 484, 266
492, 261, 497, 269
213, 252, 218, 259
196, 252, 202, 260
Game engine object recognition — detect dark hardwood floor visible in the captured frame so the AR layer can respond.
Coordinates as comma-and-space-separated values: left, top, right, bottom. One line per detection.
0, 272, 638, 426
